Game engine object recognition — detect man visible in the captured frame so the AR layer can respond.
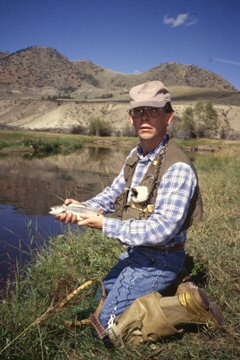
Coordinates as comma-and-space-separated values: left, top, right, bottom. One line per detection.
57, 80, 203, 331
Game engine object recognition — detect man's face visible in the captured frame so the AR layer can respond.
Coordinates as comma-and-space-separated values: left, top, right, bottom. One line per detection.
129, 107, 173, 143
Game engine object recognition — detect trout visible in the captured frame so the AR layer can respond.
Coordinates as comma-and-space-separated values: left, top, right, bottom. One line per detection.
49, 203, 101, 220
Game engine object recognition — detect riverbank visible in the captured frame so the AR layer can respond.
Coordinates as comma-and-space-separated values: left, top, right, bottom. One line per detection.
1, 129, 240, 155
0, 139, 239, 359
0, 130, 138, 156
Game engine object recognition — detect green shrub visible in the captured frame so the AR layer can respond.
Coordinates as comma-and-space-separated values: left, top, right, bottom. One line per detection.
70, 125, 86, 135
121, 124, 136, 137
88, 118, 112, 136
23, 139, 83, 157
174, 102, 220, 139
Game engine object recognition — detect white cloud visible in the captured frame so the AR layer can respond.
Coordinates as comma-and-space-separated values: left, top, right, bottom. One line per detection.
212, 57, 240, 66
163, 13, 198, 28
186, 18, 199, 27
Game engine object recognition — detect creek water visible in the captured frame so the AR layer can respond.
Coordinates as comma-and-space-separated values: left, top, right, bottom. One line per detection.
0, 145, 127, 285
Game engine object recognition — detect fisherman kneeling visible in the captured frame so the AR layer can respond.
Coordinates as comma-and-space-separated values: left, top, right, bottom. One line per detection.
55, 81, 224, 346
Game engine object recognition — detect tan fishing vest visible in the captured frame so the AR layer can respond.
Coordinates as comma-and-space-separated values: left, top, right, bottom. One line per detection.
115, 139, 203, 233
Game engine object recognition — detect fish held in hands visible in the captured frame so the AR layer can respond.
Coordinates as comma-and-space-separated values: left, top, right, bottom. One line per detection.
49, 203, 101, 220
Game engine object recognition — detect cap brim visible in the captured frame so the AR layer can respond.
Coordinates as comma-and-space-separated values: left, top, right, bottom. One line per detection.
128, 100, 167, 111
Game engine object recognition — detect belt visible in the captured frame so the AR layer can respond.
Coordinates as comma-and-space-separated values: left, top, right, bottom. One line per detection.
151, 243, 185, 251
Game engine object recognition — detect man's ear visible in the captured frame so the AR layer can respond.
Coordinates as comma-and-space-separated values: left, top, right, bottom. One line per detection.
129, 115, 134, 125
166, 112, 174, 126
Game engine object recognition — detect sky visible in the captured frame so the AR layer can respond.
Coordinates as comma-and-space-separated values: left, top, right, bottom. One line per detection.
0, 0, 240, 90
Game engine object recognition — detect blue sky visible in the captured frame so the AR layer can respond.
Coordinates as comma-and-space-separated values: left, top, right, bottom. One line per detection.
1, 0, 240, 89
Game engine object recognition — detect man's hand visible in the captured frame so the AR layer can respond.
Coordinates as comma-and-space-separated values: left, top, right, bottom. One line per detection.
56, 198, 105, 229
77, 213, 105, 229
56, 198, 80, 224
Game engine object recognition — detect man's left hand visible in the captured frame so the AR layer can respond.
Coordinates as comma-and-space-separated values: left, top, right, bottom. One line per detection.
77, 213, 105, 230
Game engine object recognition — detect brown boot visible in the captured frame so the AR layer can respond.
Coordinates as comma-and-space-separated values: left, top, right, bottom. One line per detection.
177, 287, 225, 327
175, 280, 198, 295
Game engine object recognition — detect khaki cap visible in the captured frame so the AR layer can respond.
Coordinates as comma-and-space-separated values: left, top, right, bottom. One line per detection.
129, 80, 171, 110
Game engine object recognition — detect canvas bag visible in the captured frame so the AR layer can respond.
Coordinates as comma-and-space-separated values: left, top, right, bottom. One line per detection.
108, 286, 225, 346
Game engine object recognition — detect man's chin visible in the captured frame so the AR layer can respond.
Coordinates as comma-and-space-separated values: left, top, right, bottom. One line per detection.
138, 131, 154, 139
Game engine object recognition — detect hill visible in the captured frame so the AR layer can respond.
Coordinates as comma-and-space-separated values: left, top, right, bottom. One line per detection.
0, 46, 99, 96
0, 51, 10, 59
74, 60, 236, 93
0, 46, 239, 137
0, 46, 237, 98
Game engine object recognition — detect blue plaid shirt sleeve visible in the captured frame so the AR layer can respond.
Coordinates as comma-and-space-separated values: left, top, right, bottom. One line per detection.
103, 162, 197, 246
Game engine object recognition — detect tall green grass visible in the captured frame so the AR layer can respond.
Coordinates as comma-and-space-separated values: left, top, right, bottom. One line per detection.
0, 141, 239, 359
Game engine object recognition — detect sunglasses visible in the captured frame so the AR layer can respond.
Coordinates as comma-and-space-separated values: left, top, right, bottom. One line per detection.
129, 107, 163, 119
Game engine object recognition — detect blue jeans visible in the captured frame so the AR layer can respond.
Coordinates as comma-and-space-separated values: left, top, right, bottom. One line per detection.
99, 246, 185, 328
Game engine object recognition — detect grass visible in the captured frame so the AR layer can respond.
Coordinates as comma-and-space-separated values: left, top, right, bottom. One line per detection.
0, 130, 138, 154
0, 139, 239, 359
0, 131, 85, 157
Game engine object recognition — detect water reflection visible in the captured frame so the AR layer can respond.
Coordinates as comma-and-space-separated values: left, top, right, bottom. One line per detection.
0, 146, 127, 215
0, 145, 127, 284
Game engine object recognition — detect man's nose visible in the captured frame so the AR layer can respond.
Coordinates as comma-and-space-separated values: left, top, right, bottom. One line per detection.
141, 109, 150, 120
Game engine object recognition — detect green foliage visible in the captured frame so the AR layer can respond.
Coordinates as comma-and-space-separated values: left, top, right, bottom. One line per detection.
194, 101, 219, 136
70, 124, 86, 135
121, 124, 136, 137
0, 140, 12, 150
181, 107, 196, 138
0, 229, 123, 359
22, 139, 83, 158
88, 118, 112, 136
204, 102, 219, 130
23, 139, 61, 154
194, 101, 206, 118
175, 102, 220, 139
182, 107, 194, 131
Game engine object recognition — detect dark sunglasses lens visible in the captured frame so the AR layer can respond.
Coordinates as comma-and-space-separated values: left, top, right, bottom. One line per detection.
130, 108, 161, 118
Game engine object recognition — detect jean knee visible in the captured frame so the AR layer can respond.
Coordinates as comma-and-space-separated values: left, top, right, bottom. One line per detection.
100, 300, 117, 328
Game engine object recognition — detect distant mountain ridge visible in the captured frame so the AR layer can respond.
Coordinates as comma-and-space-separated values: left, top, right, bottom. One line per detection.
74, 60, 236, 92
0, 46, 236, 96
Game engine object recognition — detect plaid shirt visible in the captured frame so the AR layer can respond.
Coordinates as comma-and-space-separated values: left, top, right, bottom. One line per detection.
85, 135, 197, 247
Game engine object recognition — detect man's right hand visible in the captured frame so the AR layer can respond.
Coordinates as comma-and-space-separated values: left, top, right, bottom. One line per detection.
56, 198, 80, 224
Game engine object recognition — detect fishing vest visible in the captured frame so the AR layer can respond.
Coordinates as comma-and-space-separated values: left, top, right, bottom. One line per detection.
115, 139, 203, 233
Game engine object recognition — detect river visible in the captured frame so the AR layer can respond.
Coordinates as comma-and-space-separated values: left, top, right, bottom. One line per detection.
0, 145, 127, 285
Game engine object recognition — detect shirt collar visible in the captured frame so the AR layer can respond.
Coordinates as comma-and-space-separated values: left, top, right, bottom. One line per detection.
137, 134, 169, 161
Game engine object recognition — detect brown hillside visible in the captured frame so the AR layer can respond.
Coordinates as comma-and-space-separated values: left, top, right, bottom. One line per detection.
0, 46, 99, 92
0, 46, 237, 98
0, 51, 10, 59
75, 61, 235, 92
144, 63, 236, 91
